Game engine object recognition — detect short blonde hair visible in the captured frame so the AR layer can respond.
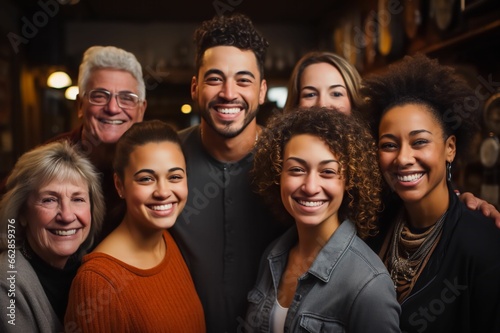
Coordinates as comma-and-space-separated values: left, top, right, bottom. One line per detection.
0, 141, 105, 256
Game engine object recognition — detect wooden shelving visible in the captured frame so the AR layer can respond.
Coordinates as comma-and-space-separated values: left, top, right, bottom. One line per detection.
414, 19, 500, 56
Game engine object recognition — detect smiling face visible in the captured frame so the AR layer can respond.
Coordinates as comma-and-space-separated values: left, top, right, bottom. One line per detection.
114, 141, 188, 231
191, 46, 267, 138
298, 62, 352, 114
280, 134, 345, 229
79, 68, 146, 144
24, 178, 92, 269
378, 103, 456, 205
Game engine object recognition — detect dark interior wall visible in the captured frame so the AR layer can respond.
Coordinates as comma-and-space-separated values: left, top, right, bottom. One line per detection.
0, 0, 22, 179
2, 0, 500, 196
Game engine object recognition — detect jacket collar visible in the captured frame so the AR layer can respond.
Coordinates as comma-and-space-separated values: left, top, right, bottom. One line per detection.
268, 220, 357, 283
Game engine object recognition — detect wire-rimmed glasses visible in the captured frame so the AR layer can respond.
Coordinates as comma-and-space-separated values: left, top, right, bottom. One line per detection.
85, 89, 140, 109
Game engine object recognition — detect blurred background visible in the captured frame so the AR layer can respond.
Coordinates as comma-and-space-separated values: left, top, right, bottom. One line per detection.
1, 0, 500, 202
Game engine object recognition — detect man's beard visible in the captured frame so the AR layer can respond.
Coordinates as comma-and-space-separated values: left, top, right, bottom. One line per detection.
200, 103, 258, 139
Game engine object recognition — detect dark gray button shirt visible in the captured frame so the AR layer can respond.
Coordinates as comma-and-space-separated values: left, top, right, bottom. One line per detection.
172, 125, 285, 333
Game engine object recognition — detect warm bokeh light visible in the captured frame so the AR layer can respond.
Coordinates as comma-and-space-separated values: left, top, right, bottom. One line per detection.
65, 86, 79, 100
267, 86, 288, 108
181, 104, 192, 114
47, 71, 72, 89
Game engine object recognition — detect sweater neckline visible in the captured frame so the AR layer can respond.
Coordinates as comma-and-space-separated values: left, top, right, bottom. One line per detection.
83, 230, 172, 277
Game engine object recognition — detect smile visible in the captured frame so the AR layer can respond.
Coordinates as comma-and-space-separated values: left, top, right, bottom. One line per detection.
50, 229, 78, 236
99, 118, 125, 125
150, 203, 173, 211
297, 200, 325, 207
216, 107, 242, 114
397, 173, 424, 182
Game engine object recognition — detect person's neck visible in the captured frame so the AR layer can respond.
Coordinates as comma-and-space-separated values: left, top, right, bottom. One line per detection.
404, 183, 450, 229
107, 216, 166, 269
200, 121, 260, 163
119, 216, 165, 253
294, 218, 340, 265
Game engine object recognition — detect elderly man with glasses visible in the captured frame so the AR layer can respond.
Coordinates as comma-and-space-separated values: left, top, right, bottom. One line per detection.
46, 45, 147, 241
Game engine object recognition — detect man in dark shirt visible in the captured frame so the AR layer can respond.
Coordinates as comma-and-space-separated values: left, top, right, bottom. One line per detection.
171, 14, 285, 333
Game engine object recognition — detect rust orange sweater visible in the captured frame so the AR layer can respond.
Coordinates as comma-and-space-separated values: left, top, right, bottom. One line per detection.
64, 231, 205, 333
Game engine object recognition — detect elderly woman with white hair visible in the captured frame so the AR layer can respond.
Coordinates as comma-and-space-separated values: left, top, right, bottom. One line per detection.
0, 140, 104, 333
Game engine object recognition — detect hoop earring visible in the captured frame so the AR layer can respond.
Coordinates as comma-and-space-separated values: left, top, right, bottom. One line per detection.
446, 161, 452, 182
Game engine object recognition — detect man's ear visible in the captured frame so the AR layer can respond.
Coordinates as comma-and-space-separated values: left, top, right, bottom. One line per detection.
76, 94, 84, 119
137, 99, 147, 121
258, 79, 267, 105
191, 76, 198, 101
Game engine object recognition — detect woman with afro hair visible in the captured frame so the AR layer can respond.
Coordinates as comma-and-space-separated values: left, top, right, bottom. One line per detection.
362, 53, 500, 333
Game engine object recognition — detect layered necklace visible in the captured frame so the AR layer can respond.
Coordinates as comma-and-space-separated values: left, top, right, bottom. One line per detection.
387, 210, 447, 302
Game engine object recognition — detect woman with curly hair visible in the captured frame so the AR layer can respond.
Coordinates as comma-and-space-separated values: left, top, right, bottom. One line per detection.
362, 54, 500, 332
281, 51, 500, 228
245, 107, 401, 332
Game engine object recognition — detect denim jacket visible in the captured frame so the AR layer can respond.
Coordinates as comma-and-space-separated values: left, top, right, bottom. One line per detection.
244, 220, 401, 333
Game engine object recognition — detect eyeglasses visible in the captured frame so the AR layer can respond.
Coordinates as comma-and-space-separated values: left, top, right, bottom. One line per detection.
85, 89, 140, 109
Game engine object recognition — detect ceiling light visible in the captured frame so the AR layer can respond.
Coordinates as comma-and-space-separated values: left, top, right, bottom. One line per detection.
181, 104, 192, 114
65, 86, 79, 100
47, 71, 72, 89
267, 87, 288, 108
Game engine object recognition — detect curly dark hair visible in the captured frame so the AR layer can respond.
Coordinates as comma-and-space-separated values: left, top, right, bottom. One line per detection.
360, 53, 481, 161
252, 107, 382, 239
193, 13, 269, 79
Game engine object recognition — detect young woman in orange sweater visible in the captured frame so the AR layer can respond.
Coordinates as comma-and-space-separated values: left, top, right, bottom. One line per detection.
65, 120, 205, 332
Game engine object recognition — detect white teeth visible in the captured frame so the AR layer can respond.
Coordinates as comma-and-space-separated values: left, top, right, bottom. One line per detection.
298, 200, 324, 207
101, 119, 125, 125
398, 173, 424, 182
217, 108, 240, 114
150, 204, 173, 211
53, 229, 77, 236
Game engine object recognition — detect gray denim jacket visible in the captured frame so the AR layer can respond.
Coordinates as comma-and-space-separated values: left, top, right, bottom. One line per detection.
244, 220, 401, 333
